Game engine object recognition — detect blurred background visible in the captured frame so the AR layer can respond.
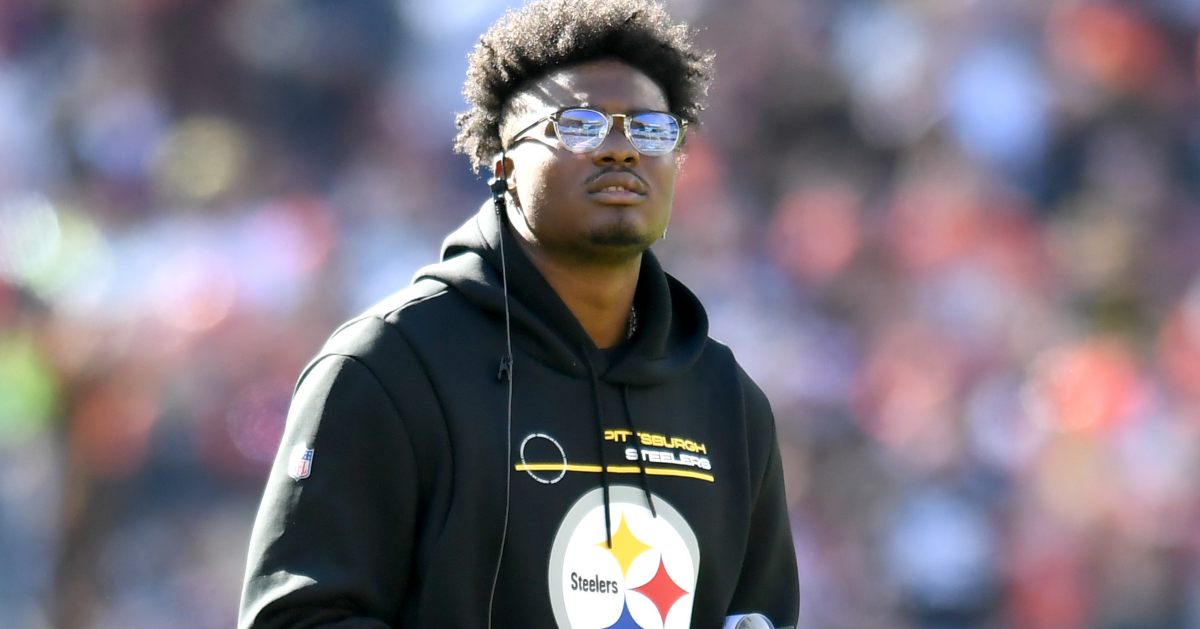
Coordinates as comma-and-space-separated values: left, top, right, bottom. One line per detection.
2, 0, 1199, 627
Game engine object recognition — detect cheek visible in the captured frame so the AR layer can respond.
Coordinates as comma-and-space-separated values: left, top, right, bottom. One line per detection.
514, 164, 556, 225
514, 156, 581, 217
663, 163, 678, 194
650, 159, 679, 202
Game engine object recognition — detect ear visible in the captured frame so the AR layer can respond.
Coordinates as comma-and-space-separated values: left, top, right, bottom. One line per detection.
491, 155, 515, 185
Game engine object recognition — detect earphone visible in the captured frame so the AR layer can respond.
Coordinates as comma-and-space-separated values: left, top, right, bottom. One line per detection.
485, 152, 514, 629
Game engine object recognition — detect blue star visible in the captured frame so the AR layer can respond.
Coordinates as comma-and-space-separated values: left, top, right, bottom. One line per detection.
602, 600, 643, 629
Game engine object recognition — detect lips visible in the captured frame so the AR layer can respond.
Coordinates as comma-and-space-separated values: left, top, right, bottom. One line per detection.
585, 171, 648, 196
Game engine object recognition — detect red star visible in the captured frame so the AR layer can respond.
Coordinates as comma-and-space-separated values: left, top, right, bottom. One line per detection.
630, 557, 688, 624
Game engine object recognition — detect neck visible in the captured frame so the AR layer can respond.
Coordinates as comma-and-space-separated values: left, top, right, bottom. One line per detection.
516, 239, 640, 350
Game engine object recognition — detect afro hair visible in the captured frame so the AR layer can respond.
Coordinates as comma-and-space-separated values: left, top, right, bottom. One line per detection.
454, 0, 714, 173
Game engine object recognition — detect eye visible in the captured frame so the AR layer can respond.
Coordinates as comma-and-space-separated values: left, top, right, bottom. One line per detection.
627, 112, 681, 155
554, 109, 609, 151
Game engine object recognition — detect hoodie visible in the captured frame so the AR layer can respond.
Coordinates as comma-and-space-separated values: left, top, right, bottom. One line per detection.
239, 202, 799, 628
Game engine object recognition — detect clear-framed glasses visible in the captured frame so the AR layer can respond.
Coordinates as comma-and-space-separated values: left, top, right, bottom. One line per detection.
506, 107, 686, 156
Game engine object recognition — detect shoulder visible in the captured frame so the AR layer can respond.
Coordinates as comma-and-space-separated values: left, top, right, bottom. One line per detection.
698, 337, 777, 438
290, 280, 460, 437
289, 278, 470, 401
317, 278, 461, 360
699, 338, 770, 404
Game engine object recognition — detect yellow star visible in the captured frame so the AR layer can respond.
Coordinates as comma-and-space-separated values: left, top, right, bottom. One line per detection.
599, 513, 652, 578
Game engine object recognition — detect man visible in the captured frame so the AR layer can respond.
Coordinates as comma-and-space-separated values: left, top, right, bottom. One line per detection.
239, 1, 799, 627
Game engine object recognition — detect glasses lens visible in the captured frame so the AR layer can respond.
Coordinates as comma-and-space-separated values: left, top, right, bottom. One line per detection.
628, 112, 681, 155
555, 109, 608, 152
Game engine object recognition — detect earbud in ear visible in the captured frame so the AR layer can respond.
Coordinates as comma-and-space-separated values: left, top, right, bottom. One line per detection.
488, 176, 508, 196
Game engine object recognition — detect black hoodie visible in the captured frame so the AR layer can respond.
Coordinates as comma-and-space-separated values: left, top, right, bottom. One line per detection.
240, 202, 799, 628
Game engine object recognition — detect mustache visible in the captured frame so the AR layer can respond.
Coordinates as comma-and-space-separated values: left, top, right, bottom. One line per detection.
585, 166, 648, 188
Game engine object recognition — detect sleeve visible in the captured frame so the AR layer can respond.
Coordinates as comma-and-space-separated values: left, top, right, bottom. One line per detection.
726, 376, 800, 629
238, 352, 420, 629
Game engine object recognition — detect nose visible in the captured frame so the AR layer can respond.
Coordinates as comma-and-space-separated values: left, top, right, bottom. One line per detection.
591, 114, 639, 166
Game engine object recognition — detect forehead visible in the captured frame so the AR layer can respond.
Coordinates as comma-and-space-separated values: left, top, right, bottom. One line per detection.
508, 59, 669, 115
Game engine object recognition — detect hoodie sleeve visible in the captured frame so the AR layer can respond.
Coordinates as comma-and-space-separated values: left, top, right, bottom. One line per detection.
239, 349, 419, 628
726, 373, 800, 628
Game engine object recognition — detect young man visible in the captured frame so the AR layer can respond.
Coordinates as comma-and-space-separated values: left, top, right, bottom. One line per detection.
239, 1, 799, 627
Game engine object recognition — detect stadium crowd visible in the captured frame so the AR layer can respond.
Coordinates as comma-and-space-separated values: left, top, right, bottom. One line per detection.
1, 0, 1199, 627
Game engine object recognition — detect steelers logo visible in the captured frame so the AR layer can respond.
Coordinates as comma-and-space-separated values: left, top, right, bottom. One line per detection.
549, 485, 700, 629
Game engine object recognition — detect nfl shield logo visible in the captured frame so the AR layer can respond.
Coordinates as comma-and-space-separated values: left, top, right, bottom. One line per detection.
288, 445, 314, 480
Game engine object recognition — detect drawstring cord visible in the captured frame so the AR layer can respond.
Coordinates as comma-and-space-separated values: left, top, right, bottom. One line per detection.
584, 360, 614, 548
621, 387, 657, 518
587, 359, 659, 551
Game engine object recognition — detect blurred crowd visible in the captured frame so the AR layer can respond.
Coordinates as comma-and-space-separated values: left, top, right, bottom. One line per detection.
2, 1, 1199, 627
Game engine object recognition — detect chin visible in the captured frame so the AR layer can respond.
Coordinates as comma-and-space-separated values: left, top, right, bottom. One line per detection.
587, 224, 654, 249
576, 227, 654, 265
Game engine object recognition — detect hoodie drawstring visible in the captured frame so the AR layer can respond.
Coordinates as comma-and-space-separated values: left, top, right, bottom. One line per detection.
621, 387, 657, 518
585, 353, 660, 549
585, 367, 614, 548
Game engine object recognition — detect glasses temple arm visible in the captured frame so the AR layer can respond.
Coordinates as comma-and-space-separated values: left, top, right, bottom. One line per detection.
501, 115, 553, 151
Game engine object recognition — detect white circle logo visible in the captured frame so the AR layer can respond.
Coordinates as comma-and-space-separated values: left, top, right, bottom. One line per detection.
519, 433, 567, 484
549, 485, 700, 629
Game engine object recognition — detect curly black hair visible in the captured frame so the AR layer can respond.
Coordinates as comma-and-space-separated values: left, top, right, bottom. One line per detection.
454, 0, 714, 173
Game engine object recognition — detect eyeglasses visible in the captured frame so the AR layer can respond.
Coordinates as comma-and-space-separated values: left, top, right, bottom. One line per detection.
505, 107, 686, 156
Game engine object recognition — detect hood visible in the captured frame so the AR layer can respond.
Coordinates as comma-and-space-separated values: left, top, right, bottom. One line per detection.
413, 201, 708, 385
